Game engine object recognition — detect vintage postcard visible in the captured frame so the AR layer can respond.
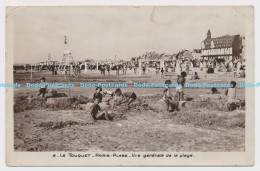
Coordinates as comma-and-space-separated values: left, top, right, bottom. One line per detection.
5, 6, 254, 166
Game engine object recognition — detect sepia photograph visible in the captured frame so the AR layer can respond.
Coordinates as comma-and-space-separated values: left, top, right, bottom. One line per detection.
5, 6, 254, 166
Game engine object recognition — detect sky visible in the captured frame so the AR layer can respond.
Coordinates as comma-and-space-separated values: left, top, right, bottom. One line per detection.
8, 6, 247, 64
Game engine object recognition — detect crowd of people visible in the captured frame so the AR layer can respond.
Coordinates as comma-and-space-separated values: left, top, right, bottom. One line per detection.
33, 56, 245, 121
19, 57, 246, 80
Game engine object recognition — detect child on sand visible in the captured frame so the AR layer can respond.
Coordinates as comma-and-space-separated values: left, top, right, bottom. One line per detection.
113, 88, 137, 109
191, 72, 200, 80
38, 77, 47, 98
90, 99, 112, 121
163, 87, 172, 113
163, 80, 179, 113
211, 87, 221, 94
93, 87, 103, 103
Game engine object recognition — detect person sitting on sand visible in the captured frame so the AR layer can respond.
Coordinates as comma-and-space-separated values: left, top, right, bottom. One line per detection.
90, 99, 112, 121
176, 72, 186, 101
191, 72, 200, 80
93, 87, 103, 103
38, 77, 47, 98
113, 88, 137, 109
48, 89, 67, 98
211, 87, 221, 94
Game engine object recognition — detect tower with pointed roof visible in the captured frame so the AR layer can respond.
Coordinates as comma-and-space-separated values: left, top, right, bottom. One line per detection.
201, 29, 241, 62
207, 29, 211, 39
62, 35, 74, 65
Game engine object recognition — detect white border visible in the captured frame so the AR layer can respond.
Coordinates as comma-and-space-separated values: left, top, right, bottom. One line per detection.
0, 0, 259, 170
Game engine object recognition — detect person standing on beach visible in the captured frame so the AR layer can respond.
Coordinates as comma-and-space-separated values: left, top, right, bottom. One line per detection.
176, 72, 186, 101
160, 67, 164, 78
38, 77, 48, 98
116, 65, 120, 76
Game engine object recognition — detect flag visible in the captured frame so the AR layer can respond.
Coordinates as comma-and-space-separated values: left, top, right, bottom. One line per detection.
64, 35, 67, 44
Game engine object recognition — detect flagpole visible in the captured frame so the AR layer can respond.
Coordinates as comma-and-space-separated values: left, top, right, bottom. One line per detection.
63, 35, 66, 63
64, 35, 71, 97
30, 64, 32, 80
